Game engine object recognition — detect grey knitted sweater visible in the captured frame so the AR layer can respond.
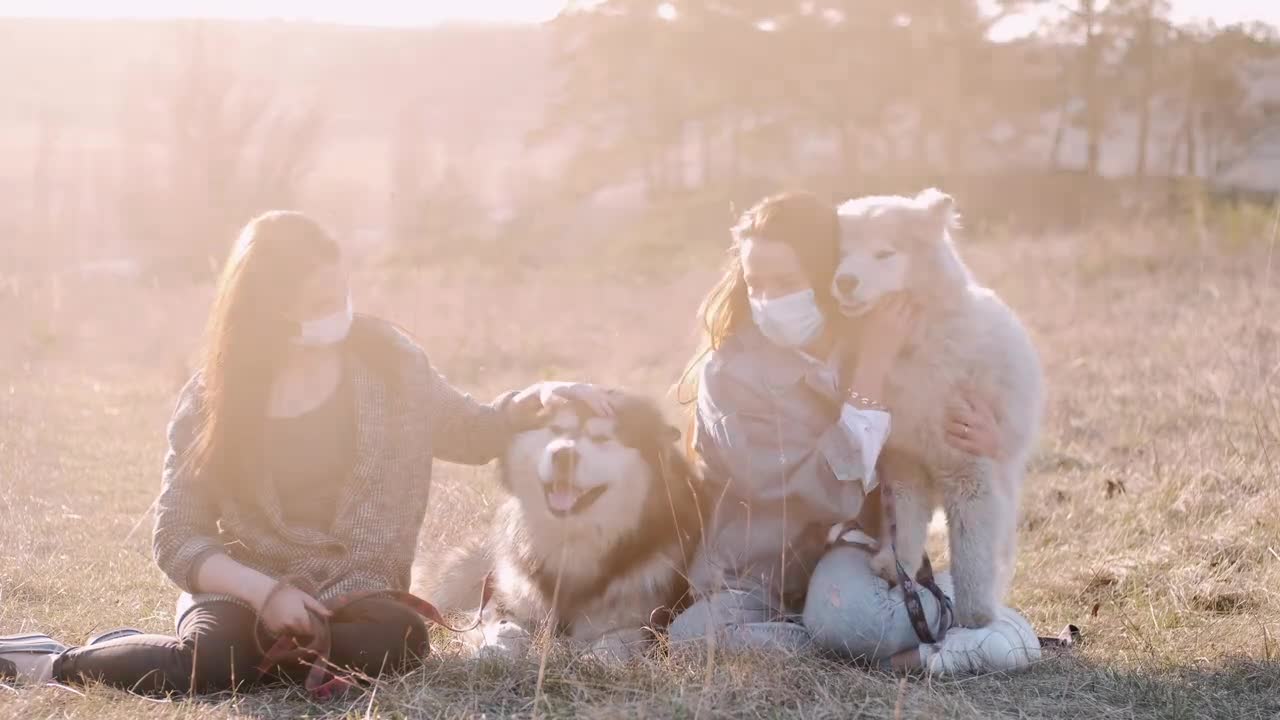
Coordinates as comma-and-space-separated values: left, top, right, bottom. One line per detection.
153, 315, 514, 618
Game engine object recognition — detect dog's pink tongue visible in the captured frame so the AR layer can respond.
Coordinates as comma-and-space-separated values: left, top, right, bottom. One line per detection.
547, 490, 578, 513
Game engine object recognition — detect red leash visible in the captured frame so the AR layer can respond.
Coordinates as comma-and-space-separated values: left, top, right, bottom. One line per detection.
254, 577, 493, 699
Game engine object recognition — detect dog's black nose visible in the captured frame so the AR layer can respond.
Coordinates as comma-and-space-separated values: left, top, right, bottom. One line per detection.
550, 446, 576, 473
835, 275, 859, 298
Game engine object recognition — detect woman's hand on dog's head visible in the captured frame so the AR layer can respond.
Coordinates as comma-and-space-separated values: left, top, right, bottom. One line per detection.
507, 381, 618, 430
541, 382, 617, 418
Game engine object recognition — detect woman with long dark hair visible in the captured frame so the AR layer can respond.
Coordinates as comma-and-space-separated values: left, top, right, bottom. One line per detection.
0, 211, 609, 693
669, 192, 1041, 674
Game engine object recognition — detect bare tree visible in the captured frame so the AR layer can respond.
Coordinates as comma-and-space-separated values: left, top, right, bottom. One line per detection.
1112, 0, 1173, 180
387, 100, 489, 263
999, 0, 1128, 178
1159, 23, 1276, 180
27, 110, 61, 257
117, 21, 325, 277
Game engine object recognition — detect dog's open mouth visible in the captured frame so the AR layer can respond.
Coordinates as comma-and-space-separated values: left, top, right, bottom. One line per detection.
542, 482, 608, 518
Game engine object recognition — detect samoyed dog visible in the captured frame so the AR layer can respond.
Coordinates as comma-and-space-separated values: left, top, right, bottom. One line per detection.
831, 188, 1044, 628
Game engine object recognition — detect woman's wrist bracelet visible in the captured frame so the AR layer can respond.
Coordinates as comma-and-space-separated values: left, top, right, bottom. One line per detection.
844, 389, 888, 412
255, 577, 293, 615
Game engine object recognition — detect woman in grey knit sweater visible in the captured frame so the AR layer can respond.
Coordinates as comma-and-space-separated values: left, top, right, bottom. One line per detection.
1, 211, 608, 694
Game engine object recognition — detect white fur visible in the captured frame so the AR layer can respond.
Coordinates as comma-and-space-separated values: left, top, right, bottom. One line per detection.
832, 188, 1045, 628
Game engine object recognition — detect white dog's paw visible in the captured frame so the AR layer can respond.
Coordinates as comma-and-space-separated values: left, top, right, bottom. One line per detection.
952, 598, 996, 629
583, 629, 648, 664
585, 638, 633, 665
476, 619, 533, 659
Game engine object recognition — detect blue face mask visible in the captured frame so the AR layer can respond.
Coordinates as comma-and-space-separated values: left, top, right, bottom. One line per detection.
749, 289, 826, 348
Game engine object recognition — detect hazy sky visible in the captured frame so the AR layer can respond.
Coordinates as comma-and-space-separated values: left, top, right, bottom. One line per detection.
1, 0, 1277, 28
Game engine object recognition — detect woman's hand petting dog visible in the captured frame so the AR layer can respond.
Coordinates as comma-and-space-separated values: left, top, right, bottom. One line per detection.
845, 293, 920, 369
506, 381, 617, 429
540, 381, 617, 417
944, 387, 1002, 459
842, 292, 921, 403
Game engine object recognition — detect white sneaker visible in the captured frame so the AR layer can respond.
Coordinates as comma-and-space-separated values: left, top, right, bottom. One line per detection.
917, 609, 1041, 675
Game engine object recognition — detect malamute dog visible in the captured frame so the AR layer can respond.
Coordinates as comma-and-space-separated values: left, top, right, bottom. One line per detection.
831, 188, 1045, 629
423, 391, 704, 659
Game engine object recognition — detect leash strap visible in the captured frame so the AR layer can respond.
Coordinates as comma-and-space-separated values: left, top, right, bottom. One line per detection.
835, 484, 1074, 652
254, 574, 494, 699
1038, 624, 1081, 649
877, 479, 954, 646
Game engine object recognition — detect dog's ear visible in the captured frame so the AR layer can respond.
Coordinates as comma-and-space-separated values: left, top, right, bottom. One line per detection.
916, 187, 953, 215
916, 188, 958, 233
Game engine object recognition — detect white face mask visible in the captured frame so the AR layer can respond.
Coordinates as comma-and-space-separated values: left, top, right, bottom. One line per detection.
749, 289, 826, 349
293, 293, 353, 347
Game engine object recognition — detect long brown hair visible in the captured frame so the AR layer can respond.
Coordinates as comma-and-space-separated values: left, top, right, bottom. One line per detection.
675, 191, 841, 448
188, 210, 342, 495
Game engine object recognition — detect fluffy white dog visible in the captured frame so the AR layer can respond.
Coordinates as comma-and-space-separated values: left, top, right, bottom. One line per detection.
831, 188, 1044, 628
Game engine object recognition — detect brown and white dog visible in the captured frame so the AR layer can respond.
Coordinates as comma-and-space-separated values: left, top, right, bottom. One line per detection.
422, 391, 705, 660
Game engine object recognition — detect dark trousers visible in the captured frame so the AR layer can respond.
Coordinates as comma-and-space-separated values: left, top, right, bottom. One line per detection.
52, 597, 428, 695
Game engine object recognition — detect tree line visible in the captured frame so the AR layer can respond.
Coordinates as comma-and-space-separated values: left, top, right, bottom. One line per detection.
8, 6, 1277, 275
533, 0, 1279, 206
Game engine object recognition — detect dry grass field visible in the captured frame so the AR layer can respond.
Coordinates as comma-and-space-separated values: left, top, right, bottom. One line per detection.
2, 215, 1279, 719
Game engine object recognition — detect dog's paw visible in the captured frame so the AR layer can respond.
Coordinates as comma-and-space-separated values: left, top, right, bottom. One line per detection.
585, 638, 634, 665
582, 629, 648, 664
952, 601, 995, 629
476, 619, 532, 659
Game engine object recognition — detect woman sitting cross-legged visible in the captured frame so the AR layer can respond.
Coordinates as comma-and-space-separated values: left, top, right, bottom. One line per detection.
0, 211, 609, 695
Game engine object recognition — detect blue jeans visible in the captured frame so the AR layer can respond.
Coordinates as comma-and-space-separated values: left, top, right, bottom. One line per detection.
802, 544, 952, 660
668, 544, 950, 660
